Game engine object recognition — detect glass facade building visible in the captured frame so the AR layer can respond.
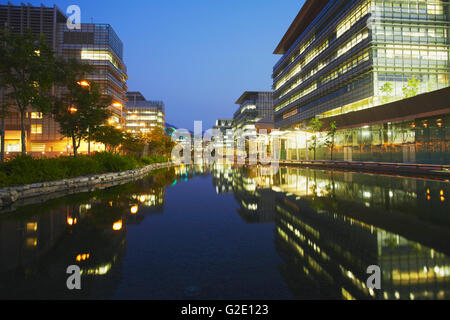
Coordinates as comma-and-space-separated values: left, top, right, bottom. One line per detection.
0, 3, 128, 155
56, 23, 128, 125
213, 119, 234, 149
125, 92, 165, 134
272, 0, 449, 129
233, 91, 274, 134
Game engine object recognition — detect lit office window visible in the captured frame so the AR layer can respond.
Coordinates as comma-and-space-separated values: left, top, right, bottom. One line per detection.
31, 124, 43, 134
30, 112, 43, 119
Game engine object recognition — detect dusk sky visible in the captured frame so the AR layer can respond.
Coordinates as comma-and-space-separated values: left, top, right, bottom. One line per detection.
19, 0, 304, 130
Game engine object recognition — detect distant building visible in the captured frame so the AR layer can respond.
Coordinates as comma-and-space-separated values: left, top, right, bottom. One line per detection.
0, 3, 128, 155
125, 92, 165, 134
213, 119, 234, 149
233, 91, 274, 135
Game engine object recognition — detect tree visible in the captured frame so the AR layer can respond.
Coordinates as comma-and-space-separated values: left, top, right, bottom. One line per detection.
402, 76, 421, 98
53, 79, 111, 157
325, 121, 337, 161
308, 117, 323, 161
380, 82, 393, 104
0, 30, 57, 155
91, 125, 124, 153
121, 132, 146, 156
143, 128, 176, 156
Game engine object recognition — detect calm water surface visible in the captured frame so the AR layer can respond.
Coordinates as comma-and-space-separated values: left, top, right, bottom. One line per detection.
0, 165, 449, 300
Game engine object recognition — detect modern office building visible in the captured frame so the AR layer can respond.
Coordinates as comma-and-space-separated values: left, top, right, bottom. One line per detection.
56, 22, 128, 125
125, 91, 165, 135
213, 119, 234, 149
272, 0, 450, 164
0, 3, 128, 155
233, 91, 274, 135
273, 0, 449, 128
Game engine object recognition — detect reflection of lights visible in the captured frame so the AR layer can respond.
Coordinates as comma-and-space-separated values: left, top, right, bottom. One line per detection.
26, 238, 38, 248
441, 196, 446, 202
427, 195, 431, 201
81, 263, 112, 276
67, 217, 77, 226
76, 253, 90, 262
26, 222, 38, 233
130, 205, 139, 215
113, 220, 123, 231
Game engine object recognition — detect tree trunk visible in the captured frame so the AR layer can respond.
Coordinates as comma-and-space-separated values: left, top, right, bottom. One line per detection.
20, 109, 26, 155
88, 126, 91, 156
1, 115, 4, 163
72, 135, 78, 157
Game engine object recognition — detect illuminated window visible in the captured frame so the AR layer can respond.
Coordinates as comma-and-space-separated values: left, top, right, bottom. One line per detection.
30, 112, 43, 119
81, 50, 119, 68
31, 124, 42, 134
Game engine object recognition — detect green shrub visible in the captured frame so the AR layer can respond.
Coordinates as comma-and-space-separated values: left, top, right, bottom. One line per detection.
141, 155, 168, 165
0, 152, 168, 188
92, 152, 138, 173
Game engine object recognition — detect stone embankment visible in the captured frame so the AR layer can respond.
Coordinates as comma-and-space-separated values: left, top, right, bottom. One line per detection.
0, 162, 174, 211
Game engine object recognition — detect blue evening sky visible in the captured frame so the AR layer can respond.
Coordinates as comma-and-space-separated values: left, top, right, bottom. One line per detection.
11, 0, 304, 130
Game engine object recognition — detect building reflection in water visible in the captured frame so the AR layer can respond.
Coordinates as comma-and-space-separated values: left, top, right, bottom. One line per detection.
1, 165, 449, 300
0, 168, 177, 299
211, 165, 450, 300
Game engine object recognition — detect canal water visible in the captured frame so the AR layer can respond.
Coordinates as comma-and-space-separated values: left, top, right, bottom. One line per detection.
0, 165, 449, 300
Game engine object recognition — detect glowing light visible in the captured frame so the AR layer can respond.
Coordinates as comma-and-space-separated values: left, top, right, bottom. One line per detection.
76, 253, 90, 262
112, 102, 123, 108
68, 107, 78, 114
130, 205, 139, 215
441, 196, 446, 202
77, 80, 90, 87
67, 217, 77, 226
113, 220, 123, 231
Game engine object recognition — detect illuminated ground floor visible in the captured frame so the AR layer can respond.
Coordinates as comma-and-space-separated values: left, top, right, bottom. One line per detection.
0, 130, 105, 158
277, 87, 450, 165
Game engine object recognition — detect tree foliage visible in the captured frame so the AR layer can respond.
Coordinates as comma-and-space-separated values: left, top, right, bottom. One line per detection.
308, 117, 323, 161
91, 125, 124, 153
143, 128, 176, 156
52, 80, 111, 157
0, 29, 57, 154
402, 76, 421, 98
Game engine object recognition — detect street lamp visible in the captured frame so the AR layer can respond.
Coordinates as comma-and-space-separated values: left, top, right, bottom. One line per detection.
77, 80, 90, 87
68, 107, 78, 114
